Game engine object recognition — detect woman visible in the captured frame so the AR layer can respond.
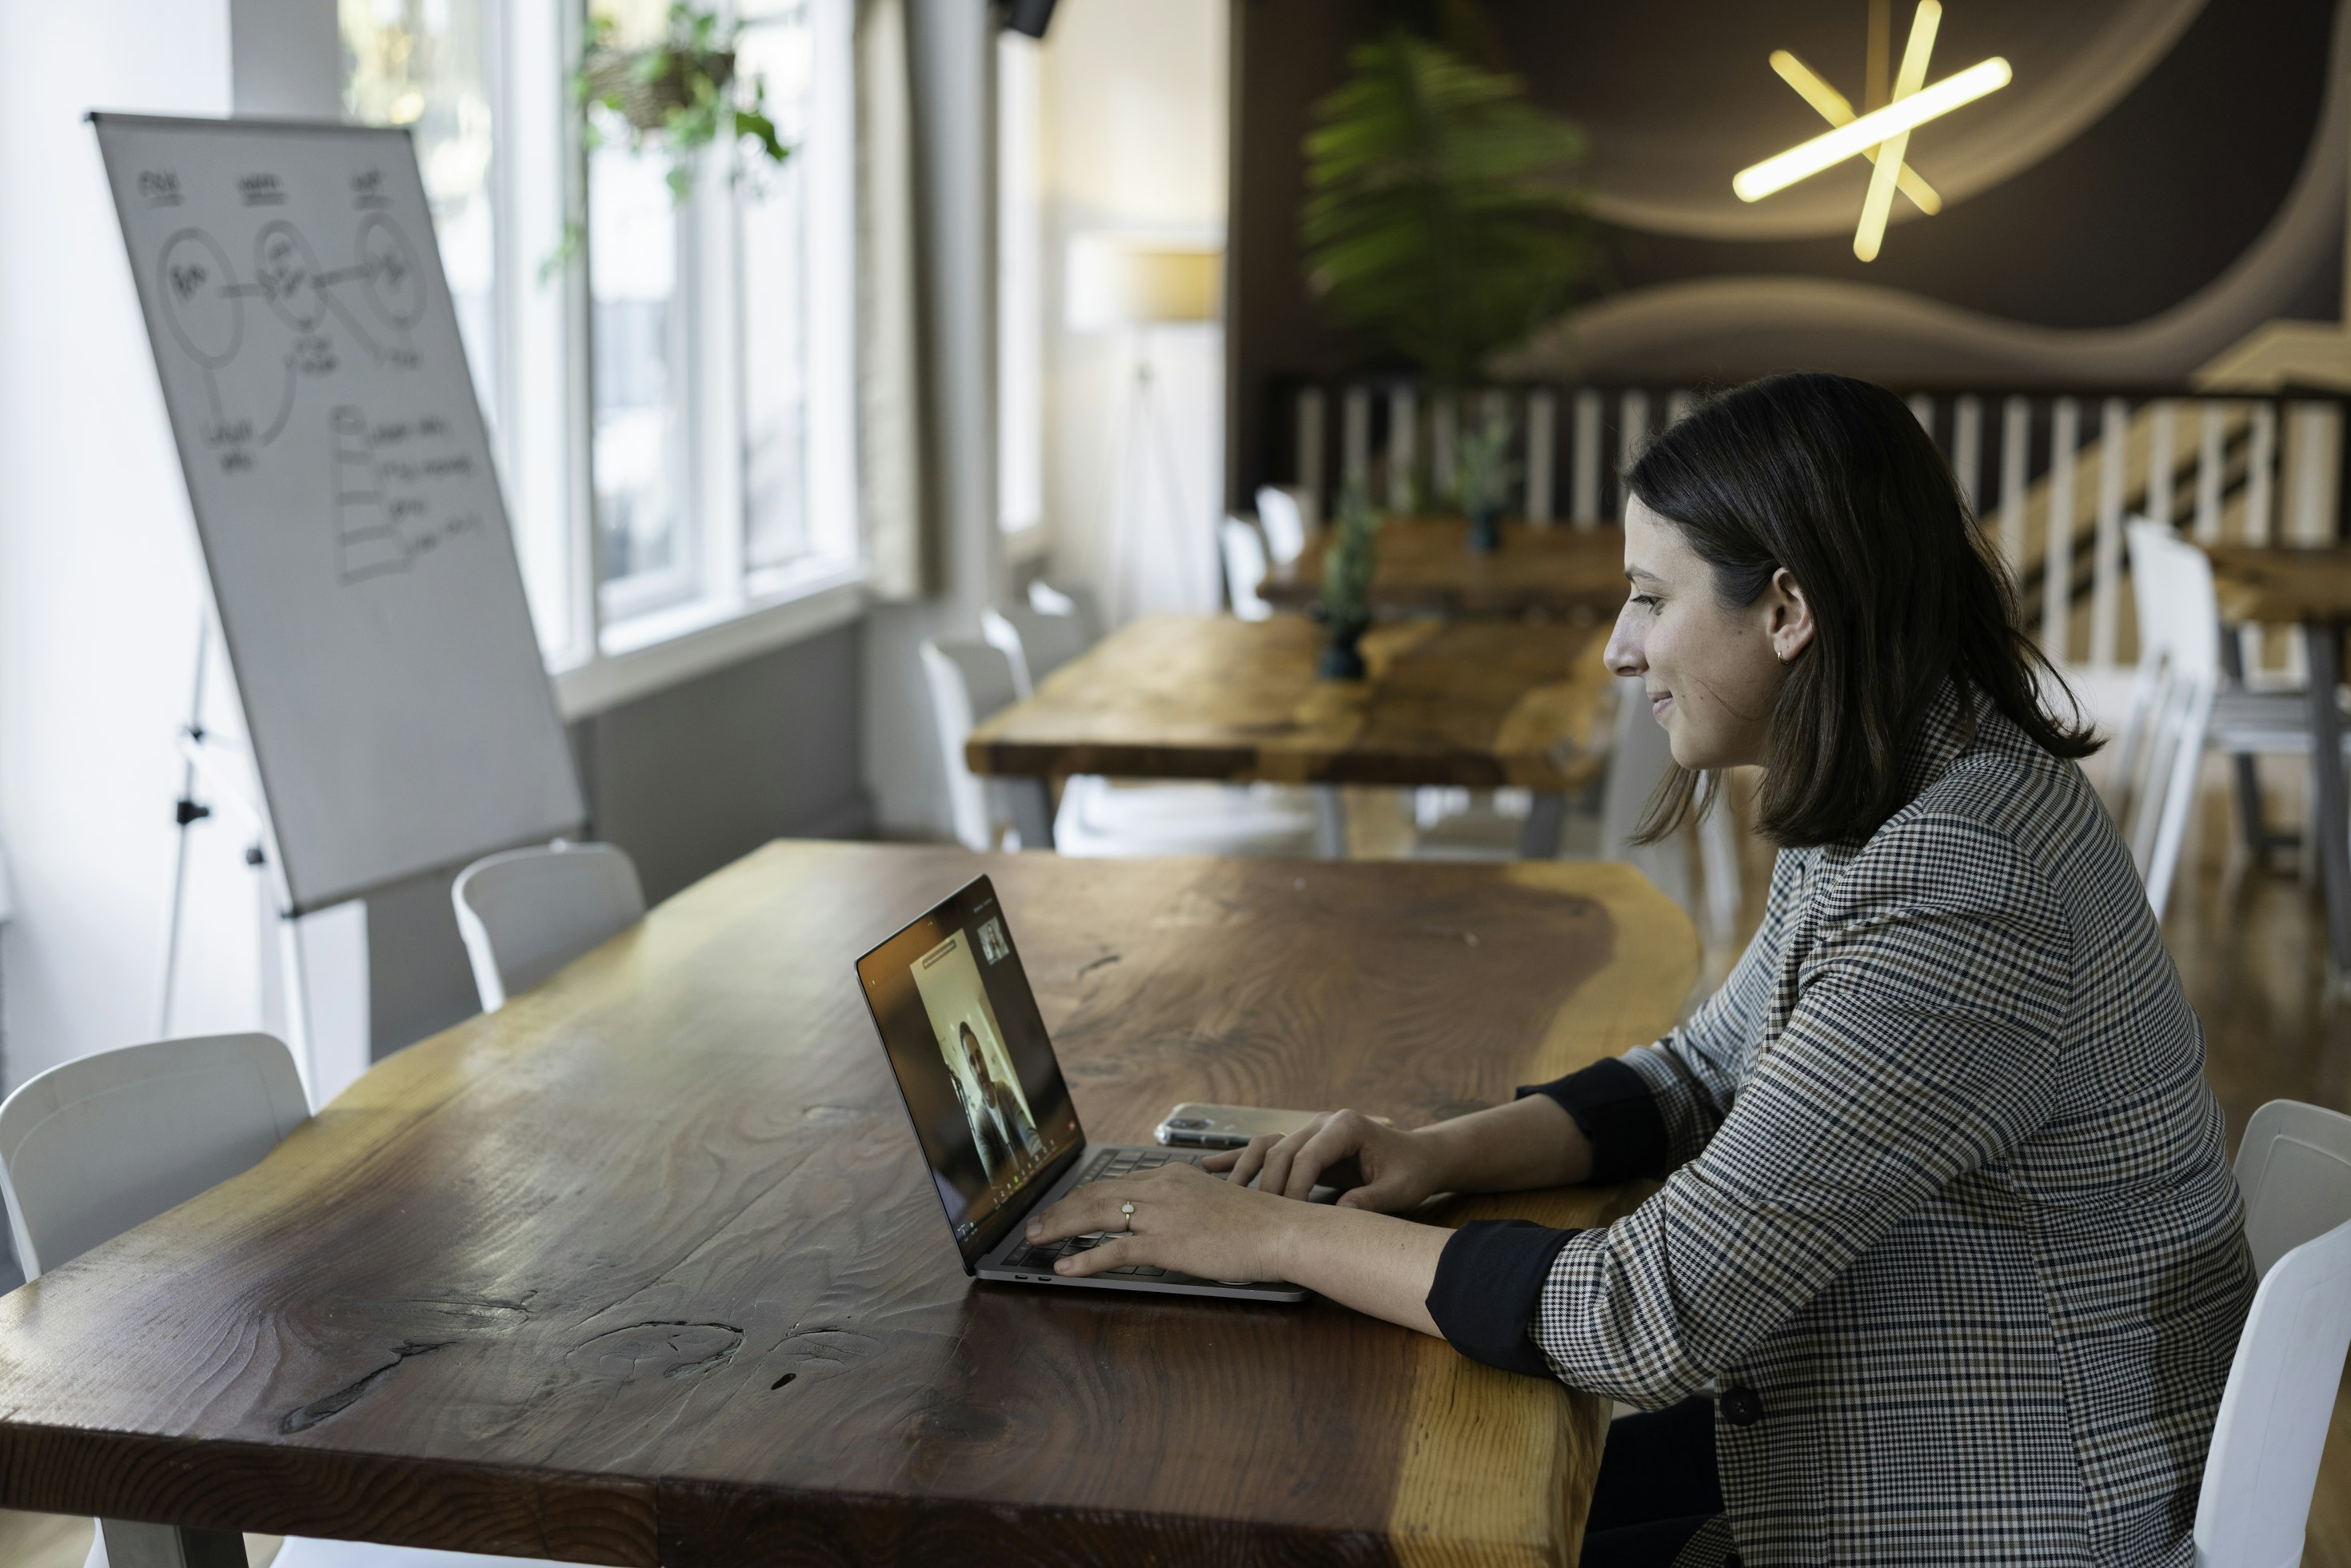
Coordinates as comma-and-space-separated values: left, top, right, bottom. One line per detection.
1025, 373, 2255, 1567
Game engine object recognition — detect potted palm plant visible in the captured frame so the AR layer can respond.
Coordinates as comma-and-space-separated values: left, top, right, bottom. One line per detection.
1300, 22, 1591, 520
1453, 409, 1516, 554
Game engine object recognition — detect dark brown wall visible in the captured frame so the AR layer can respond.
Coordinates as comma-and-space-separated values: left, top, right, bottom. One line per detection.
1228, 0, 2343, 504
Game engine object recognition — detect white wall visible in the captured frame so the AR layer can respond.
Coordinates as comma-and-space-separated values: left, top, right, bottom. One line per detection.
0, 0, 362, 1092
1037, 0, 1228, 620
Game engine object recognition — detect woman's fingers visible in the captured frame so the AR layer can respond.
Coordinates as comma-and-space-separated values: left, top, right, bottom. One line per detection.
1198, 1147, 1240, 1171
1280, 1119, 1362, 1200
1025, 1177, 1131, 1245
1223, 1132, 1282, 1187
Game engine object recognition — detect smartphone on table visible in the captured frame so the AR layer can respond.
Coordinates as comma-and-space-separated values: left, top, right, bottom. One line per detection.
1155, 1103, 1393, 1151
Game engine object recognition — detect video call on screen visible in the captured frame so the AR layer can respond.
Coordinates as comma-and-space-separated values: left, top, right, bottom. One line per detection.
872, 884, 1078, 1243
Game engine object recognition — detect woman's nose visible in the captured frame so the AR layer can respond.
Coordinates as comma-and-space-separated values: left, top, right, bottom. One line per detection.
1603, 607, 1644, 677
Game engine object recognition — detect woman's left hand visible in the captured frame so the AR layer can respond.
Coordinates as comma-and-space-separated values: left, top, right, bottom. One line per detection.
1023, 1163, 1302, 1283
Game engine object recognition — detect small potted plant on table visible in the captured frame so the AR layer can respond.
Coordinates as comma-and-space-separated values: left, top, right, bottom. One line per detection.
1318, 485, 1384, 680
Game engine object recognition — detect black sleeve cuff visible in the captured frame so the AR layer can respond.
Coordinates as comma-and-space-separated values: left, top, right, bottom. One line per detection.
1425, 1219, 1579, 1377
1517, 1056, 1670, 1184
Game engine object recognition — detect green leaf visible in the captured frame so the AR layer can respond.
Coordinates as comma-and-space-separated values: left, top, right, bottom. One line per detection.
1301, 26, 1595, 389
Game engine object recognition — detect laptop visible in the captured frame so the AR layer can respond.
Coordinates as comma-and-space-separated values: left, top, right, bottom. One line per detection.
854, 874, 1310, 1302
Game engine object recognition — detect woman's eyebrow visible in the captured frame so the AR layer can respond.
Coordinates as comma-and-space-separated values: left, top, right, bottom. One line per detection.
1624, 562, 1661, 584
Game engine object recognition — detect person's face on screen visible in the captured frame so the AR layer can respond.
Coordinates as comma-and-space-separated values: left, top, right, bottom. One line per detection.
961, 1025, 990, 1089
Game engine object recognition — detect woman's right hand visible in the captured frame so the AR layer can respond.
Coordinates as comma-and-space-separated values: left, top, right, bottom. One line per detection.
1201, 1109, 1447, 1213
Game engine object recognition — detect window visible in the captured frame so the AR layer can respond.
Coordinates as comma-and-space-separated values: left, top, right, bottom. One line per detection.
341, 0, 860, 699
996, 28, 1044, 541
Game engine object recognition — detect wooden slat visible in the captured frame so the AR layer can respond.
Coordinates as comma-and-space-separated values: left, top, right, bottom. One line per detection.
1525, 389, 1557, 525
967, 613, 1617, 791
2094, 398, 2126, 668
0, 843, 1694, 1564
2046, 398, 2079, 657
1261, 517, 1628, 620
1952, 395, 1982, 515
1294, 388, 1326, 513
2000, 395, 2030, 577
1571, 391, 1603, 529
1389, 385, 1419, 513
1342, 385, 1371, 492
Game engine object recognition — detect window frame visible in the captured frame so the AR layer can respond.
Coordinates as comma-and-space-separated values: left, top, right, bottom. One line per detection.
349, 0, 865, 718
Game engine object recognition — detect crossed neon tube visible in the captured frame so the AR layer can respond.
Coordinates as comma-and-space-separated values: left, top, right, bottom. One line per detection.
1733, 1, 2012, 261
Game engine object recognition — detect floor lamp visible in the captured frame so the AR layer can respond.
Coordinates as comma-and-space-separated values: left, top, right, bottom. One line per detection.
1066, 233, 1222, 622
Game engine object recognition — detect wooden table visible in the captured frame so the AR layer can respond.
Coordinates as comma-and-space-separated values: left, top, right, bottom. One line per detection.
0, 841, 1694, 1566
2206, 543, 2351, 974
1259, 518, 1628, 620
966, 614, 1618, 859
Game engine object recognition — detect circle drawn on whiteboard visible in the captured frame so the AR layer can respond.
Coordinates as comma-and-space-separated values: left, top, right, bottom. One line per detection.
356, 213, 425, 329
253, 219, 326, 331
158, 228, 242, 369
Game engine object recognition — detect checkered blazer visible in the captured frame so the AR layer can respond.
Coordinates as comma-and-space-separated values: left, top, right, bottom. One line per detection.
1437, 683, 2256, 1566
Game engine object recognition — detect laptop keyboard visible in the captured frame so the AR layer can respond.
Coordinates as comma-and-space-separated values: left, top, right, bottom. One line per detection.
999, 1146, 1207, 1278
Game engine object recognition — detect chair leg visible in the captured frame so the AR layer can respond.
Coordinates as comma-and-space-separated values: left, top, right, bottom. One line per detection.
1519, 791, 1567, 859
98, 1521, 245, 1568
2231, 753, 2268, 860
1312, 786, 1347, 860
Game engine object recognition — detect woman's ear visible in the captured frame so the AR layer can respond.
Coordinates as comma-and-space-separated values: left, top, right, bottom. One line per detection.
1767, 567, 1816, 664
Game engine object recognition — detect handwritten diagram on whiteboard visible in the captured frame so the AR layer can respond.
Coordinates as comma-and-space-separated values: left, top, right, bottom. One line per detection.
95, 114, 582, 914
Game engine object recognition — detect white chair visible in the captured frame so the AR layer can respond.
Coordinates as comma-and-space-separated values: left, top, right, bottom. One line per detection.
2110, 524, 2225, 920
981, 597, 1095, 699
922, 639, 1028, 852
920, 636, 1320, 857
1219, 516, 1274, 620
1254, 485, 1315, 565
0, 1035, 553, 1568
1027, 578, 1104, 642
2193, 1099, 2351, 1568
452, 842, 645, 1013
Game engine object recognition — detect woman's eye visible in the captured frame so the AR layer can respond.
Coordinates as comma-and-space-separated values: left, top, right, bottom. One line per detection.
1630, 593, 1661, 611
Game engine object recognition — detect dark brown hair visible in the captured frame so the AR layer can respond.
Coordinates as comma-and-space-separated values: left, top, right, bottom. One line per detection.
1627, 372, 2098, 849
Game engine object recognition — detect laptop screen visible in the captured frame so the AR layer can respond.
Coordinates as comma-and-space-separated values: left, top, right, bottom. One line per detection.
855, 875, 1084, 1269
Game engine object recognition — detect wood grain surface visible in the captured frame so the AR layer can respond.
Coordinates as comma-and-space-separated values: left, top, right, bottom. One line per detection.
1259, 520, 1627, 619
2205, 543, 2351, 624
964, 614, 1618, 792
0, 843, 1693, 1566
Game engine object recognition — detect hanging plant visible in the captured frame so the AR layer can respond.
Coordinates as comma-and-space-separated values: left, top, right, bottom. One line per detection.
545, 3, 792, 274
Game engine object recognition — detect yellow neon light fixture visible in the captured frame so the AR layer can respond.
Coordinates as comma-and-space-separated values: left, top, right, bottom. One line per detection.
1852, 0, 1941, 261
1734, 54, 2010, 205
1769, 50, 1942, 214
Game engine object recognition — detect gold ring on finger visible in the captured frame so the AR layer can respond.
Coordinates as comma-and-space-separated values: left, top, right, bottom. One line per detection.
1120, 1201, 1136, 1231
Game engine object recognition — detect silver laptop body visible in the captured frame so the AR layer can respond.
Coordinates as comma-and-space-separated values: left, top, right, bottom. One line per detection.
854, 874, 1307, 1303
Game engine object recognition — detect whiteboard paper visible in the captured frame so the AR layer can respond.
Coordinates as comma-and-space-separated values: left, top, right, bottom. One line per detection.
94, 114, 583, 913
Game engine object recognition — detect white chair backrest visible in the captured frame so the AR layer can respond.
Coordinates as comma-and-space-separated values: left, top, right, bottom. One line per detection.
0, 1034, 309, 1278
2236, 1099, 2351, 1278
981, 600, 1095, 699
2113, 521, 2220, 919
1028, 578, 1104, 642
920, 638, 1023, 852
1254, 485, 1313, 565
2194, 1100, 2351, 1568
1221, 516, 1273, 620
453, 841, 646, 1013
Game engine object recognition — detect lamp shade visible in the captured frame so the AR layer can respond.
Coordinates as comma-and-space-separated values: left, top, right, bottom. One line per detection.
1065, 233, 1222, 330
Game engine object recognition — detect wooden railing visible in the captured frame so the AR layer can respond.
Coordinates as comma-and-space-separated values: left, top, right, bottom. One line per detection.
1268, 378, 2351, 684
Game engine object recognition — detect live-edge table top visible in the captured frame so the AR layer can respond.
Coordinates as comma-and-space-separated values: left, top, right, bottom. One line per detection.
0, 841, 1694, 1566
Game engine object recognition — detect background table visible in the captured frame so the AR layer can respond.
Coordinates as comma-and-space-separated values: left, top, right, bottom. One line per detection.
966, 613, 1618, 857
2205, 543, 2351, 975
1259, 518, 1627, 619
0, 840, 1695, 1566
